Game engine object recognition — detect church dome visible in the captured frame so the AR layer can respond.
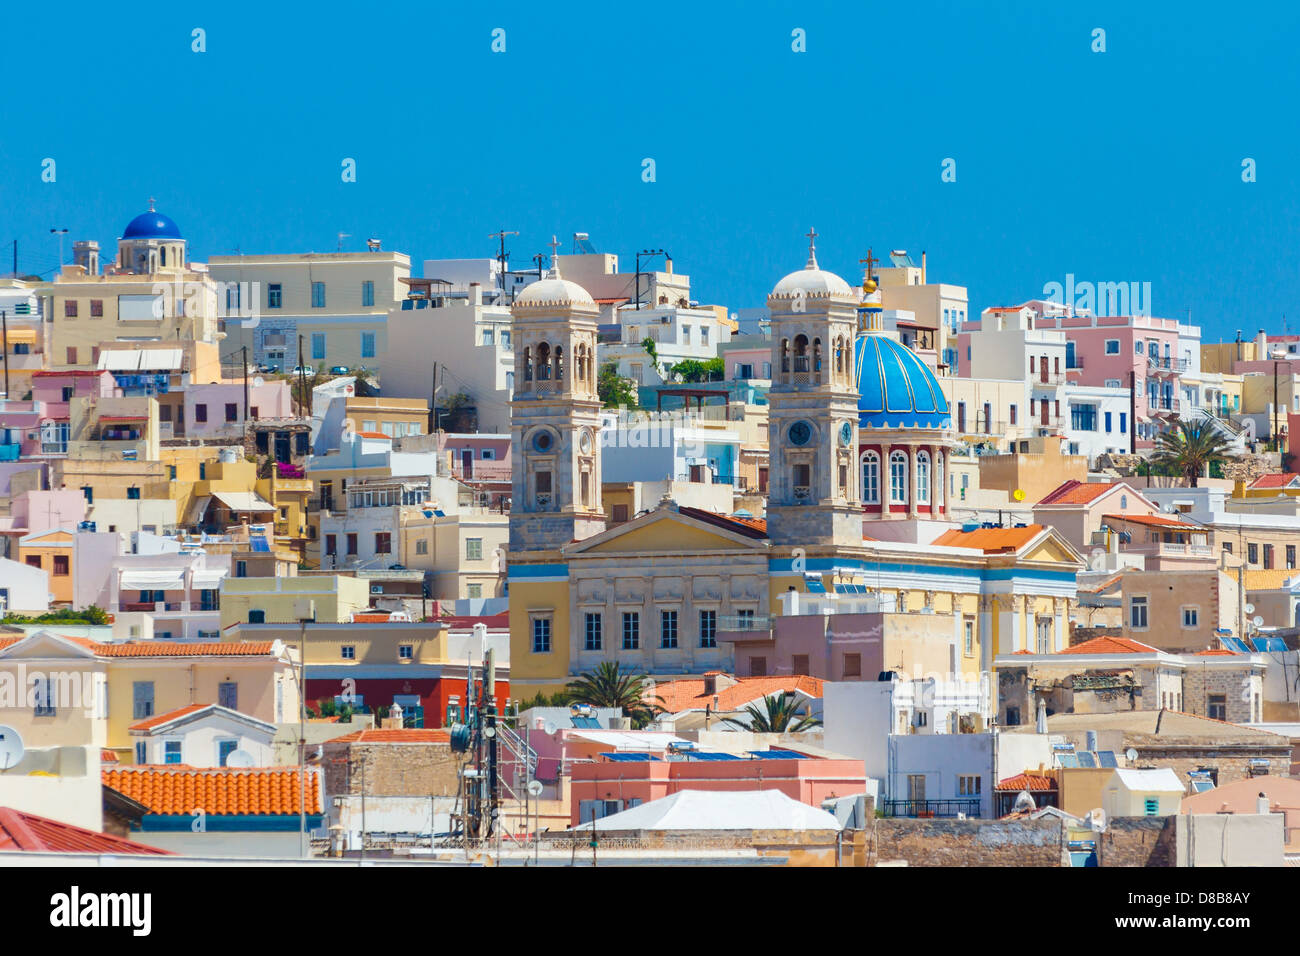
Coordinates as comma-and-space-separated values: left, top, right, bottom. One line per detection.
122, 210, 183, 240
855, 334, 950, 429
514, 275, 595, 308
772, 263, 854, 298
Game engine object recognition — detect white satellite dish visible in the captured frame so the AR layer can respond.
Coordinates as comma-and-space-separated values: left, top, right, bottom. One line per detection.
1087, 808, 1107, 832
225, 749, 256, 768
1253, 616, 1265, 627
1244, 603, 1255, 614
252, 376, 265, 388
527, 779, 544, 796
543, 720, 557, 735
1013, 790, 1036, 813
1125, 747, 1139, 763
0, 725, 25, 771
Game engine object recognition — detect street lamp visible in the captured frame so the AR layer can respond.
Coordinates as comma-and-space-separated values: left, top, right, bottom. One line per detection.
49, 228, 68, 270
634, 249, 670, 310
275, 599, 315, 859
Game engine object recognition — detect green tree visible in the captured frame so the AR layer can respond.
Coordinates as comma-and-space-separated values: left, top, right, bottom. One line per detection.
723, 692, 822, 733
670, 358, 724, 383
1151, 419, 1236, 488
641, 337, 664, 379
597, 362, 639, 409
565, 662, 664, 729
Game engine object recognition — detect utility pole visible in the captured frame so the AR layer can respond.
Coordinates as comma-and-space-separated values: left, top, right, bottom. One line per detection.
298, 333, 308, 417
532, 253, 545, 281
1, 310, 8, 400
10, 240, 16, 278
429, 362, 439, 434
489, 229, 519, 303
1129, 369, 1137, 454
241, 346, 250, 422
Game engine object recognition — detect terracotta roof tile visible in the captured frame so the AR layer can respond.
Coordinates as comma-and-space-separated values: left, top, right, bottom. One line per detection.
1249, 473, 1300, 489
1102, 513, 1200, 529
1195, 648, 1242, 656
103, 766, 322, 816
653, 675, 824, 714
931, 524, 1044, 552
995, 773, 1058, 792
328, 729, 451, 744
128, 703, 213, 732
1059, 635, 1162, 655
0, 637, 279, 658
676, 506, 768, 538
1037, 480, 1121, 505
0, 808, 172, 855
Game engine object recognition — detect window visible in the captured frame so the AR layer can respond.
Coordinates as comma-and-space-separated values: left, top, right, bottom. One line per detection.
235, 560, 248, 577
699, 609, 717, 648
325, 534, 337, 556
164, 741, 183, 765
341, 645, 356, 660
1208, 694, 1227, 721
842, 653, 861, 677
398, 644, 413, 660
32, 676, 55, 716
1009, 404, 1017, 426
622, 612, 640, 650
964, 617, 975, 656
135, 742, 147, 765
194, 403, 208, 423
361, 331, 375, 358
132, 681, 155, 719
267, 284, 282, 308
53, 555, 69, 576
217, 739, 239, 768
1036, 617, 1053, 653
584, 613, 602, 651
347, 533, 358, 555
25, 554, 41, 569
1222, 541, 1232, 554
1104, 411, 1113, 433
415, 539, 428, 555
1264, 544, 1274, 569
1135, 341, 1144, 355
1070, 404, 1097, 431
916, 451, 930, 503
66, 347, 77, 365
218, 682, 238, 710
1130, 595, 1148, 629
64, 300, 78, 318
311, 333, 325, 359
362, 280, 375, 307
1288, 545, 1296, 569
1105, 339, 1120, 354
225, 402, 238, 422
750, 656, 768, 676
466, 538, 483, 561
660, 610, 678, 648
126, 486, 141, 500
311, 281, 326, 308
736, 609, 755, 629
958, 775, 982, 796
889, 451, 908, 503
1182, 606, 1199, 628
375, 532, 391, 554
861, 452, 880, 504
1143, 797, 1159, 816
467, 583, 482, 598
531, 617, 552, 653
1248, 543, 1259, 565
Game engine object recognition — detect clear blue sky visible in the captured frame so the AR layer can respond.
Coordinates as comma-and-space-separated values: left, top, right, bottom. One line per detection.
3, 0, 1297, 342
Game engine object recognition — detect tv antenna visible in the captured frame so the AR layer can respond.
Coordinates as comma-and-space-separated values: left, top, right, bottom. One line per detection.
489, 229, 519, 301
336, 232, 351, 252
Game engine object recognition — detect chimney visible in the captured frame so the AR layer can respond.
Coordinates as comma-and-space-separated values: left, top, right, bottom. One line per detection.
1258, 792, 1269, 814
1257, 329, 1268, 355
921, 250, 927, 284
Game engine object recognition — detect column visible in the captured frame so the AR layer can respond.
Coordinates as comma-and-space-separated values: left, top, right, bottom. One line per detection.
908, 445, 919, 518
940, 450, 950, 517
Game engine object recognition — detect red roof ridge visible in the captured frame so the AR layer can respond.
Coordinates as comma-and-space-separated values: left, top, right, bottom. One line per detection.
0, 807, 173, 855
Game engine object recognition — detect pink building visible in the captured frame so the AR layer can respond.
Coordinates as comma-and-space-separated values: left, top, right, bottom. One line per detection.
723, 346, 771, 381
181, 382, 293, 439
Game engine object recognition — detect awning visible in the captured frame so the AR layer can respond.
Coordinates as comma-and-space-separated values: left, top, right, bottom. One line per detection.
1, 328, 36, 347
188, 496, 213, 522
97, 348, 183, 372
120, 569, 186, 590
191, 569, 227, 589
212, 491, 275, 513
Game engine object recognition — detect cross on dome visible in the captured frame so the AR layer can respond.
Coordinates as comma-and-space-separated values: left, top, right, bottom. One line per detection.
548, 234, 562, 278
805, 227, 819, 269
147, 196, 156, 212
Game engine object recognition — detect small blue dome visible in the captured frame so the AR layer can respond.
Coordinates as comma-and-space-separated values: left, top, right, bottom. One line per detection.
855, 334, 951, 429
122, 211, 183, 240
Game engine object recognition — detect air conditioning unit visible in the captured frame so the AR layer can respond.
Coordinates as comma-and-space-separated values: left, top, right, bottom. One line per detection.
370, 585, 383, 595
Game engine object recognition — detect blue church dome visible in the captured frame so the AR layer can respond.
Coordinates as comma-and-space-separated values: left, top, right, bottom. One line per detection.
854, 334, 951, 429
122, 211, 183, 240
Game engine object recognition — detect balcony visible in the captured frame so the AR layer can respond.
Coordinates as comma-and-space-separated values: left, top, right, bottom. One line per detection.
1147, 356, 1189, 373
0, 444, 20, 462
882, 799, 981, 819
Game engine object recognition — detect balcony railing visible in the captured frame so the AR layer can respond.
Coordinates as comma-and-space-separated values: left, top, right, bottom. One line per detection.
1147, 356, 1189, 372
882, 798, 981, 819
0, 444, 20, 462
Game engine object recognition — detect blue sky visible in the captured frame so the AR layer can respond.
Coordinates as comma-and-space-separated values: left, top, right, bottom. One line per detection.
2, 0, 1297, 342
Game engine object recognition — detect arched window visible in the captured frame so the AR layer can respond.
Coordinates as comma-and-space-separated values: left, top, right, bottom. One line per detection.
160, 246, 166, 266
889, 451, 908, 504
780, 338, 791, 373
522, 347, 533, 381
536, 343, 551, 380
793, 335, 809, 373
934, 453, 944, 511
812, 337, 823, 373
862, 451, 880, 504
554, 345, 564, 380
917, 450, 931, 504
1120, 494, 1128, 509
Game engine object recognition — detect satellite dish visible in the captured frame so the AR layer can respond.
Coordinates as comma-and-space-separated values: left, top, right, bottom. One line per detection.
1125, 747, 1138, 763
1013, 790, 1036, 813
1087, 808, 1107, 832
0, 725, 25, 771
543, 721, 557, 736
483, 725, 496, 739
252, 376, 265, 388
1244, 603, 1255, 614
527, 779, 544, 796
1253, 616, 1265, 627
225, 749, 256, 768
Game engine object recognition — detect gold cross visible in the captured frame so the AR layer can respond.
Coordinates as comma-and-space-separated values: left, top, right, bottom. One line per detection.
859, 248, 879, 280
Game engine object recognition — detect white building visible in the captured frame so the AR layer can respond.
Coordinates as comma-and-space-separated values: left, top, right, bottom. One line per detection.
1102, 767, 1184, 818
128, 703, 278, 768
1062, 383, 1132, 462
0, 554, 50, 614
602, 305, 733, 387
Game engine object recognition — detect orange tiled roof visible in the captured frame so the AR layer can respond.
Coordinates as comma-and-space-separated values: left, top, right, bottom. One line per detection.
1195, 648, 1242, 656
102, 766, 322, 816
995, 773, 1058, 792
100, 749, 119, 764
0, 808, 172, 855
1249, 473, 1300, 489
931, 524, 1044, 552
677, 506, 768, 538
653, 674, 825, 714
356, 431, 391, 440
129, 703, 211, 732
329, 729, 452, 744
1059, 635, 1161, 655
351, 613, 392, 623
1102, 512, 1199, 529
0, 636, 278, 658
1037, 479, 1121, 506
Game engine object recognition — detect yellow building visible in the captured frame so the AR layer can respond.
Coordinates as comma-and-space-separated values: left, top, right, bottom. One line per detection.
345, 395, 428, 439
219, 574, 370, 629
18, 527, 75, 606
0, 629, 298, 762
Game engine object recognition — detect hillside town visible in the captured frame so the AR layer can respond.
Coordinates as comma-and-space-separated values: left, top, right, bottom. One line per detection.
1, 206, 1298, 868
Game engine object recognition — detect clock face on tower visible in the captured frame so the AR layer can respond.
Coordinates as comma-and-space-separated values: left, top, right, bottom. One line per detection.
578, 430, 593, 455
532, 430, 554, 453
788, 421, 812, 446
839, 421, 854, 447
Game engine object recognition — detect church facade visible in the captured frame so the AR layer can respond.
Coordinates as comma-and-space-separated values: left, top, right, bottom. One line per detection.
506, 239, 1084, 696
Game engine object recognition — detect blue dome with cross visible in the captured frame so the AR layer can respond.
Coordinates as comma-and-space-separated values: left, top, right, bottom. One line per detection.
854, 334, 951, 429
122, 207, 183, 240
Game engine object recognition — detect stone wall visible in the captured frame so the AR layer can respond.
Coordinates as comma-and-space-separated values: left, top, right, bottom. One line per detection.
1182, 667, 1258, 724
322, 741, 461, 798
867, 817, 1065, 867
1098, 816, 1175, 867
1132, 744, 1292, 788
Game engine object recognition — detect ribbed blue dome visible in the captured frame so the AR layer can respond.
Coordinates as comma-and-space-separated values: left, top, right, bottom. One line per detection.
854, 334, 951, 429
122, 211, 183, 240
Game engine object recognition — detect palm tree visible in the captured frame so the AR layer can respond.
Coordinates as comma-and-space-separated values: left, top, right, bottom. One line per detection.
723, 692, 822, 733
565, 662, 664, 729
1151, 418, 1236, 487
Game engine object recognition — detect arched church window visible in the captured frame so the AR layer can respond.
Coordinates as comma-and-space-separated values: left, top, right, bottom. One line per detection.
862, 451, 880, 504
813, 338, 822, 373
780, 339, 791, 374
555, 345, 564, 380
523, 347, 533, 381
889, 451, 908, 504
159, 246, 166, 266
917, 450, 931, 504
537, 343, 551, 380
793, 335, 809, 373
934, 453, 944, 510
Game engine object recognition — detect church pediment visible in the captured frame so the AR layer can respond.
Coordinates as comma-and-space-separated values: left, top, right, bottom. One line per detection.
567, 507, 768, 556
